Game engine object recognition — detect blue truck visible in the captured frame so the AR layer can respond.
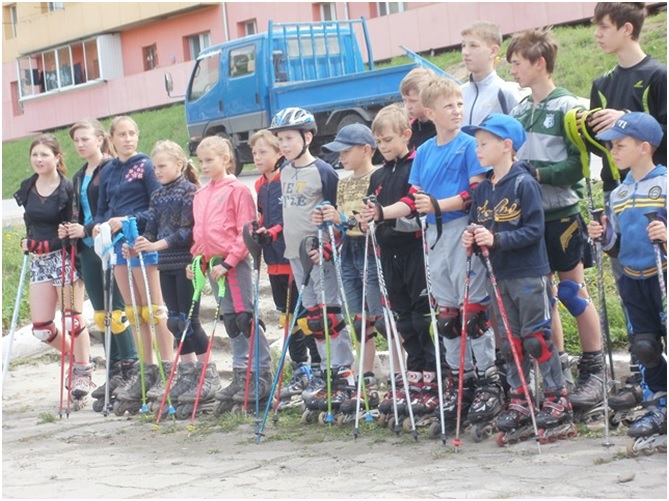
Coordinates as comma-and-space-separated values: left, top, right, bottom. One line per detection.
165, 17, 452, 173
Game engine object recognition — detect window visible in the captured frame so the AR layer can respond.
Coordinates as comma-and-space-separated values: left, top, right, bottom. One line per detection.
48, 2, 64, 11
143, 44, 158, 71
3, 4, 17, 39
16, 37, 105, 98
185, 32, 211, 61
320, 3, 336, 21
377, 2, 406, 16
229, 45, 256, 78
188, 51, 220, 101
243, 19, 257, 36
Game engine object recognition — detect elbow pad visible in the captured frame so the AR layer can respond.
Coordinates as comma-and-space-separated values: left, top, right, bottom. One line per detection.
459, 182, 479, 211
399, 186, 418, 213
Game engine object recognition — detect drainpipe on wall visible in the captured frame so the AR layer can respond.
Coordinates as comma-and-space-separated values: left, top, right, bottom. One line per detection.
221, 2, 230, 42
344, 2, 350, 20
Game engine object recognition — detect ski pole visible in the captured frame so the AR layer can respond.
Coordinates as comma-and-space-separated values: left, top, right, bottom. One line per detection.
453, 242, 473, 450
65, 239, 77, 417
189, 256, 226, 429
256, 237, 314, 444
316, 208, 334, 424
367, 209, 418, 440
590, 209, 612, 449
242, 221, 263, 422
2, 253, 29, 391
59, 244, 68, 419
155, 255, 207, 426
416, 192, 447, 445
271, 273, 294, 423
480, 244, 541, 454
644, 211, 667, 306
319, 202, 373, 428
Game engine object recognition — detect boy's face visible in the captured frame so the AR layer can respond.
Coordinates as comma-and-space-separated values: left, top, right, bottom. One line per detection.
338, 145, 368, 171
608, 136, 644, 169
276, 129, 309, 162
374, 126, 411, 162
252, 138, 281, 174
461, 35, 496, 75
474, 130, 508, 168
424, 94, 463, 133
594, 15, 628, 54
509, 53, 542, 89
402, 89, 427, 120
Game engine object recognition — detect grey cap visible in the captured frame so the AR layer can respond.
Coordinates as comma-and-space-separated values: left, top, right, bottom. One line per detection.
322, 123, 377, 152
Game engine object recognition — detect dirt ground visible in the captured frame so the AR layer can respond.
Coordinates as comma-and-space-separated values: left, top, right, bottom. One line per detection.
2, 278, 667, 499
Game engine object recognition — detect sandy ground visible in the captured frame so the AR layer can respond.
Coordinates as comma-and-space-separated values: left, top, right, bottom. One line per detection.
2, 278, 667, 500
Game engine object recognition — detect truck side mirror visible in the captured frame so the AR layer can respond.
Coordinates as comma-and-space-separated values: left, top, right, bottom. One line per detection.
164, 73, 174, 96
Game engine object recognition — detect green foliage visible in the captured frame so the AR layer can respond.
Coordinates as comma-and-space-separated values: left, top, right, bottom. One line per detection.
2, 104, 188, 199
2, 227, 31, 331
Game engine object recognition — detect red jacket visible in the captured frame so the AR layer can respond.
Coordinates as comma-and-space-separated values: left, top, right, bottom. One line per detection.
191, 176, 256, 269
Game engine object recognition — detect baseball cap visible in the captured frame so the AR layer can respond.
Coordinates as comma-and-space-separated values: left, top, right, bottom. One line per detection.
462, 114, 527, 152
322, 123, 377, 152
596, 112, 663, 147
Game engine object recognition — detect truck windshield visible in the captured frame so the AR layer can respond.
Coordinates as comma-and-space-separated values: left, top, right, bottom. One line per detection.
188, 51, 220, 101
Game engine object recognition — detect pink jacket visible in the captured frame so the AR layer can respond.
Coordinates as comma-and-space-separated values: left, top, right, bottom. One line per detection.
191, 176, 256, 269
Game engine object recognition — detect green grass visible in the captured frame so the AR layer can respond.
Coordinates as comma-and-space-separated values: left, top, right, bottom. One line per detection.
2, 227, 31, 331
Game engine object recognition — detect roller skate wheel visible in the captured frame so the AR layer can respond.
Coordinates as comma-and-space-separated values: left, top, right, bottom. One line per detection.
626, 440, 641, 458
377, 414, 388, 428
113, 400, 125, 417
402, 417, 414, 433
176, 406, 191, 420
428, 421, 441, 439
656, 443, 667, 453
318, 412, 328, 425
496, 431, 508, 448
471, 423, 491, 443
387, 416, 400, 434
300, 409, 317, 425
335, 414, 347, 427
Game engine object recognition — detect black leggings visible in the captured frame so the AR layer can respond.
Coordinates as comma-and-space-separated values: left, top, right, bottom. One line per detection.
160, 268, 209, 356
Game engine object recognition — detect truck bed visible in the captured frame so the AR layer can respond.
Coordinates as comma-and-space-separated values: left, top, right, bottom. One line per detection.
270, 63, 422, 114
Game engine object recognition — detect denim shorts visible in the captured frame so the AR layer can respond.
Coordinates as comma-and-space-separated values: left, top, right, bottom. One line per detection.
340, 236, 383, 317
113, 240, 158, 267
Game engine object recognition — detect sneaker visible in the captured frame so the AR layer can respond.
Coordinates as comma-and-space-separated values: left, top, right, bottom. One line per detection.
280, 364, 312, 399
569, 354, 605, 409
146, 361, 173, 400
560, 353, 576, 393
71, 363, 96, 398
180, 363, 221, 403
609, 375, 643, 411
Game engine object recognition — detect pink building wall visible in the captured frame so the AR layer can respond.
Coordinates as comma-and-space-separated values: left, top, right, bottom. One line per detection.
3, 2, 600, 142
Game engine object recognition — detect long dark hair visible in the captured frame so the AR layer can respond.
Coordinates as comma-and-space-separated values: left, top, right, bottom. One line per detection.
29, 133, 67, 175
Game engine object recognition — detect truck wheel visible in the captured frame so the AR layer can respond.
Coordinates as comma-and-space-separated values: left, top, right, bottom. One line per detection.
337, 113, 366, 131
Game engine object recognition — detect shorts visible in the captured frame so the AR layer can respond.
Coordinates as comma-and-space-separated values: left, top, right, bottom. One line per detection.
544, 213, 590, 273
30, 249, 79, 286
113, 240, 158, 267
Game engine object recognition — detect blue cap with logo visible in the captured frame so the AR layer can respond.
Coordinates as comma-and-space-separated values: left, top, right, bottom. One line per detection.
322, 123, 377, 152
462, 114, 527, 152
596, 112, 663, 147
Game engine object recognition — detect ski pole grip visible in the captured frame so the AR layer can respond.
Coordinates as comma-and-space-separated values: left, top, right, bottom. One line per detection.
479, 244, 490, 258
644, 211, 663, 244
191, 255, 207, 301
591, 208, 605, 224
122, 217, 139, 246
209, 256, 226, 297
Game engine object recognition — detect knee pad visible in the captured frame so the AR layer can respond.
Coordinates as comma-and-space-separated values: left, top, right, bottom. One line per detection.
631, 333, 663, 368
33, 321, 58, 343
141, 304, 167, 325
235, 312, 254, 338
395, 314, 414, 338
353, 314, 377, 343
110, 309, 128, 334
557, 280, 590, 317
522, 331, 553, 363
167, 313, 188, 340
500, 336, 524, 364
465, 303, 489, 339
296, 316, 312, 335
279, 312, 291, 330
412, 311, 431, 337
436, 306, 460, 340
126, 306, 140, 327
306, 306, 345, 341
223, 313, 243, 338
64, 310, 85, 337
94, 310, 106, 332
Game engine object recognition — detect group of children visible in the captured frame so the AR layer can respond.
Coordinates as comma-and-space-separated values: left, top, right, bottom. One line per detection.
16, 3, 666, 447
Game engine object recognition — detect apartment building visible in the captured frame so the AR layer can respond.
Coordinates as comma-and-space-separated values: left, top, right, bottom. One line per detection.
2, 2, 599, 141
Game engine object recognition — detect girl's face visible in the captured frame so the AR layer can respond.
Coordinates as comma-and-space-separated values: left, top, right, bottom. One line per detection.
152, 152, 182, 185
31, 143, 59, 176
197, 146, 228, 180
111, 120, 139, 160
252, 138, 282, 174
72, 127, 103, 161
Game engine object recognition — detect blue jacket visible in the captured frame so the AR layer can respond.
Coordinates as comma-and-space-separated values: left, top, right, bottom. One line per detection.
95, 153, 161, 232
469, 160, 550, 279
255, 168, 288, 267
604, 164, 667, 278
